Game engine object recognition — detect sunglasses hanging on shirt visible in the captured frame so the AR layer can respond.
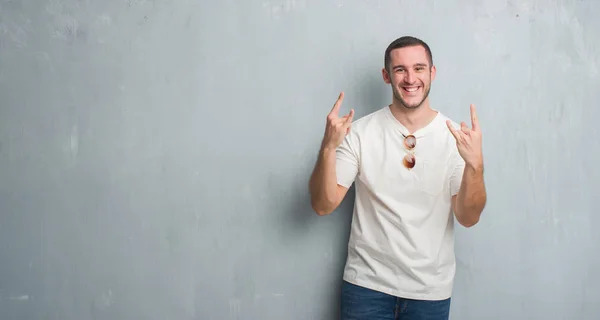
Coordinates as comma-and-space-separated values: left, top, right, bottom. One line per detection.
401, 133, 416, 169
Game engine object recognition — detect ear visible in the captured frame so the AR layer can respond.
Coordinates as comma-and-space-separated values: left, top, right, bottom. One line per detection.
382, 67, 391, 84
430, 65, 436, 81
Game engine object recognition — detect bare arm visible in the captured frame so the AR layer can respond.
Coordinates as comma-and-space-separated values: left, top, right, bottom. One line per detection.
446, 104, 487, 227
309, 147, 349, 215
308, 92, 354, 216
452, 163, 486, 227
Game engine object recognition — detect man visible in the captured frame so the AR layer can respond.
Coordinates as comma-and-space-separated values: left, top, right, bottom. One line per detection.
308, 36, 487, 319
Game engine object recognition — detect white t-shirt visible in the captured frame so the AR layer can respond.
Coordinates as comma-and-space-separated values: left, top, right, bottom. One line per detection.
336, 105, 465, 301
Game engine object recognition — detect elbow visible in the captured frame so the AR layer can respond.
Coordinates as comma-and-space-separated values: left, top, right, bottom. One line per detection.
455, 208, 482, 228
310, 195, 337, 216
458, 216, 480, 228
311, 200, 333, 216
454, 196, 486, 228
314, 209, 331, 216
308, 183, 332, 216
308, 183, 344, 216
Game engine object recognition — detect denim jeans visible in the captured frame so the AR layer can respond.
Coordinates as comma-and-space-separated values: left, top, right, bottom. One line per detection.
340, 281, 451, 320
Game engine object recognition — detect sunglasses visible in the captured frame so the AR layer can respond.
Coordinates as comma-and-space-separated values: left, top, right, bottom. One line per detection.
401, 133, 417, 169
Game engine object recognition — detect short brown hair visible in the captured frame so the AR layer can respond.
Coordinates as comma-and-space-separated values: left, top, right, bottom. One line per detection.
384, 36, 433, 71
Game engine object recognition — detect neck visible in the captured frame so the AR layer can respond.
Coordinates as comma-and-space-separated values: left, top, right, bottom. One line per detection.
389, 99, 438, 133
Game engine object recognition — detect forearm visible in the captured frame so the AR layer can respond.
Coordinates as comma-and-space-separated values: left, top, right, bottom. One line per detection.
309, 146, 340, 215
455, 163, 487, 227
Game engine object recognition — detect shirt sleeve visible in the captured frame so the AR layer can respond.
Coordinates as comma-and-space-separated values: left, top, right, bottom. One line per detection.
335, 130, 360, 188
449, 149, 465, 196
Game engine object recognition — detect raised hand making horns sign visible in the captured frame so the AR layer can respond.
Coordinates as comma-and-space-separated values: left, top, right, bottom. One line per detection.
322, 92, 355, 150
446, 104, 483, 169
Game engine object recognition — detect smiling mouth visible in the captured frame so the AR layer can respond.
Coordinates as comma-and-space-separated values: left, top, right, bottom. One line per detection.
402, 86, 421, 93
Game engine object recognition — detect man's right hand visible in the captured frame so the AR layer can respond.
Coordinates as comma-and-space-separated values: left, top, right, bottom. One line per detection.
322, 92, 354, 150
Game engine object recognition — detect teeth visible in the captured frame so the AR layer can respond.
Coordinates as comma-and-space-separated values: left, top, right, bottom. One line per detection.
404, 87, 418, 92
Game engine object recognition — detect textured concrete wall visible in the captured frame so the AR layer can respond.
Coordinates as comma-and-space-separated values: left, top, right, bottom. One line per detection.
1, 0, 599, 319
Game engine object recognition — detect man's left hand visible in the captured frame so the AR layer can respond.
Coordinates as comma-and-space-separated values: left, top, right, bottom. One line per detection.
446, 104, 483, 169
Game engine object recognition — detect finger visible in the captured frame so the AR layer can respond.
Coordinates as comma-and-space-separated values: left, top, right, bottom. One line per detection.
344, 110, 355, 134
446, 120, 460, 140
331, 110, 354, 128
329, 92, 344, 117
341, 109, 354, 120
334, 110, 353, 124
344, 109, 355, 125
470, 104, 479, 131
460, 121, 470, 134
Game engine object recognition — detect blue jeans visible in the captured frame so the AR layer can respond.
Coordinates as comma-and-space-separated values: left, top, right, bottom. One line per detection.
340, 281, 451, 320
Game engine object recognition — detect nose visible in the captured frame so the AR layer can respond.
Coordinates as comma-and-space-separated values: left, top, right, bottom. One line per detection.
404, 70, 415, 84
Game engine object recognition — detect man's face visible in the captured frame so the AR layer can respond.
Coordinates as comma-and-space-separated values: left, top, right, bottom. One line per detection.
382, 45, 436, 109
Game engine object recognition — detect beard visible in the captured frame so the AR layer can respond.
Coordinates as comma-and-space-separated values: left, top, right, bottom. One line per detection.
392, 83, 431, 109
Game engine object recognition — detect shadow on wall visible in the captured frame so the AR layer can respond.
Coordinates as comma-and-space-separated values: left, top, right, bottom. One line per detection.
325, 186, 356, 320
258, 160, 354, 313
355, 65, 389, 114
272, 65, 387, 240
269, 167, 356, 318
262, 160, 354, 248
257, 65, 385, 318
262, 66, 388, 246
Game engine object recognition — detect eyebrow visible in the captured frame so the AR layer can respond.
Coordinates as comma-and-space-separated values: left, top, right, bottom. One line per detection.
393, 63, 428, 69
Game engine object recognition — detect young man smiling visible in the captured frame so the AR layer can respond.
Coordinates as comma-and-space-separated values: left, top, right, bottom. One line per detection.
309, 36, 487, 319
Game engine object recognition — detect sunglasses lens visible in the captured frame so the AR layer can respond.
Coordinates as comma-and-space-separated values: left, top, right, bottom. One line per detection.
403, 154, 415, 169
404, 135, 416, 149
